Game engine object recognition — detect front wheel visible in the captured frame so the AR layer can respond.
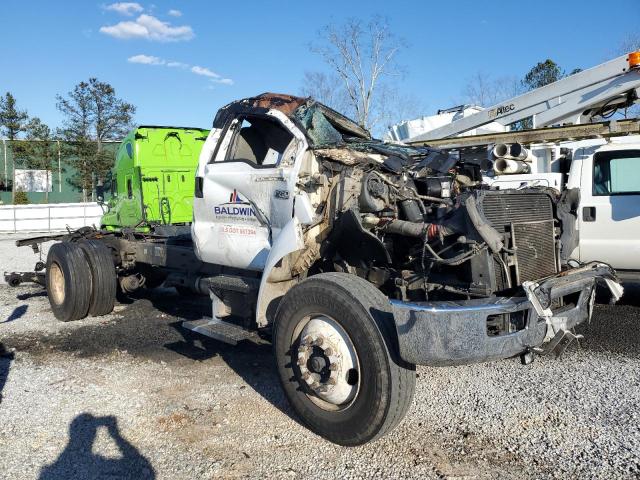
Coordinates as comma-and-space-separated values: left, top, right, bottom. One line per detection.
273, 273, 416, 446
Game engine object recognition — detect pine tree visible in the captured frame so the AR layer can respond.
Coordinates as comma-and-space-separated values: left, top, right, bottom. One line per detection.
13, 190, 29, 205
522, 60, 564, 91
0, 92, 28, 140
56, 78, 135, 200
513, 60, 565, 130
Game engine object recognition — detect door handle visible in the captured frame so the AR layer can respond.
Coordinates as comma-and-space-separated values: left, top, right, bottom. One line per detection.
195, 176, 204, 198
582, 206, 596, 222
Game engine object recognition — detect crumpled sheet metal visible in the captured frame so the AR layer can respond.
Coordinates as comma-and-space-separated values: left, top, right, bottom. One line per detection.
313, 148, 375, 165
249, 93, 307, 116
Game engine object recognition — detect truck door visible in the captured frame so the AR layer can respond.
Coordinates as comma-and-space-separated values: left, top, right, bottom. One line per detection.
161, 170, 195, 224
578, 147, 640, 269
192, 112, 306, 271
116, 170, 144, 227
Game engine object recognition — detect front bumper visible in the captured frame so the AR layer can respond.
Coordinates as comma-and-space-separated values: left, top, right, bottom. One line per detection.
390, 262, 620, 367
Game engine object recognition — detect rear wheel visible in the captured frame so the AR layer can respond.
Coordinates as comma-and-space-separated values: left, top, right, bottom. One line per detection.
273, 273, 416, 446
78, 240, 117, 317
46, 242, 92, 322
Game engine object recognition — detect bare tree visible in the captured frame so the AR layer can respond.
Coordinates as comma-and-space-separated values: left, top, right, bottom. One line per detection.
300, 71, 350, 115
618, 33, 640, 54
375, 85, 425, 134
309, 16, 405, 131
462, 72, 496, 107
462, 72, 522, 107
494, 76, 523, 103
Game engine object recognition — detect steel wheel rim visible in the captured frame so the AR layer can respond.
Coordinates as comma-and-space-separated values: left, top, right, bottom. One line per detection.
49, 262, 66, 305
291, 314, 361, 412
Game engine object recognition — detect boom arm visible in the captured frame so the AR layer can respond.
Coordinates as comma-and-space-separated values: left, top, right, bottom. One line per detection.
409, 52, 640, 142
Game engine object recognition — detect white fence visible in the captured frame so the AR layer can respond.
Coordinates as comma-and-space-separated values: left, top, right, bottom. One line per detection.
0, 202, 104, 233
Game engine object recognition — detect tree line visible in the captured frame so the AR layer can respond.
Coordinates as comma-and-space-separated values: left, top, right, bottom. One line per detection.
0, 79, 135, 202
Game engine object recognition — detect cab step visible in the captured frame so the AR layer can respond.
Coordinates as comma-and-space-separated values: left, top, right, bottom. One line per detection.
182, 317, 258, 345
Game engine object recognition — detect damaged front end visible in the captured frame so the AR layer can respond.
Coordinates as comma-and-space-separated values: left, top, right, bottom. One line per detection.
391, 262, 620, 366
274, 94, 623, 366
219, 93, 622, 365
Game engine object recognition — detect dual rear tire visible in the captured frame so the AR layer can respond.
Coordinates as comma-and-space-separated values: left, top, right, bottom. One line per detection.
46, 241, 117, 322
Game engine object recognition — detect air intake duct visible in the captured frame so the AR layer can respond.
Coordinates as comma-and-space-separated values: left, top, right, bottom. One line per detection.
493, 158, 530, 174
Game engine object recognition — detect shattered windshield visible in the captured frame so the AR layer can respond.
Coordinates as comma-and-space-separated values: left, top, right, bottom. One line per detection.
293, 101, 455, 173
294, 104, 344, 146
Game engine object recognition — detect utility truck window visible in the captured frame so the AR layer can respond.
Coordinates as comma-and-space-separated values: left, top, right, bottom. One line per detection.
593, 151, 640, 196
225, 116, 294, 167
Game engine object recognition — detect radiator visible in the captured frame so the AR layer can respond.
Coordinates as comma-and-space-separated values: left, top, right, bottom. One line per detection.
479, 191, 557, 286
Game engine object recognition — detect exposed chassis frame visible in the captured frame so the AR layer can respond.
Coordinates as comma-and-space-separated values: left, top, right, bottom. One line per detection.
5, 231, 621, 368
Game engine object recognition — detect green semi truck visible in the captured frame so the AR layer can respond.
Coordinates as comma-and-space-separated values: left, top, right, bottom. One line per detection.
101, 126, 209, 231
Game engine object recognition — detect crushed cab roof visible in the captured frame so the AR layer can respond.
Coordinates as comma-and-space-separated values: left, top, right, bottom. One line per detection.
212, 92, 453, 173
213, 92, 371, 141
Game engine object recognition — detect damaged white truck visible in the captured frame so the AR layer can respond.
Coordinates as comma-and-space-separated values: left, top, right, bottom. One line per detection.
12, 94, 622, 446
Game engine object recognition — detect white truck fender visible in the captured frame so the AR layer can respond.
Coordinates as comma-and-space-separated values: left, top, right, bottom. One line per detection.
255, 216, 305, 327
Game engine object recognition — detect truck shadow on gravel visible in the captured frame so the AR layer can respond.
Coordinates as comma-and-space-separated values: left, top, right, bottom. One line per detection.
39, 413, 155, 480
3, 287, 300, 426
16, 290, 47, 301
163, 323, 300, 423
129, 288, 302, 426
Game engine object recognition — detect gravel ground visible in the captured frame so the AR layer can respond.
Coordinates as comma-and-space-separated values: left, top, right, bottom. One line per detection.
0, 236, 54, 285
0, 239, 639, 479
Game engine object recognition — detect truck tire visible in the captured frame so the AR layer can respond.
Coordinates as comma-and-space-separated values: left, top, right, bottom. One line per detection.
45, 242, 92, 322
273, 272, 416, 446
78, 240, 117, 317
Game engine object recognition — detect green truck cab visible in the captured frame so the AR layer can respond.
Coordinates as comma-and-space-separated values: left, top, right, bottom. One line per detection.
101, 126, 209, 230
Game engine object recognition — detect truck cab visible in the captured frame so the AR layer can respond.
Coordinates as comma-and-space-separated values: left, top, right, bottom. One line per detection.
102, 126, 209, 231
192, 100, 308, 272
569, 138, 640, 273
185, 93, 620, 444
486, 135, 640, 275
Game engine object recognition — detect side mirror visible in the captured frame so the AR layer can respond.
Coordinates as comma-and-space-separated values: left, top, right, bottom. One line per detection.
96, 185, 105, 203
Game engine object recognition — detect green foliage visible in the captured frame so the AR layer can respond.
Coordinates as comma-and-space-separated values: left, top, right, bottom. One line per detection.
522, 59, 564, 91
57, 139, 100, 199
512, 59, 571, 130
56, 78, 136, 199
0, 92, 29, 140
11, 118, 57, 202
13, 190, 29, 205
13, 118, 56, 169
